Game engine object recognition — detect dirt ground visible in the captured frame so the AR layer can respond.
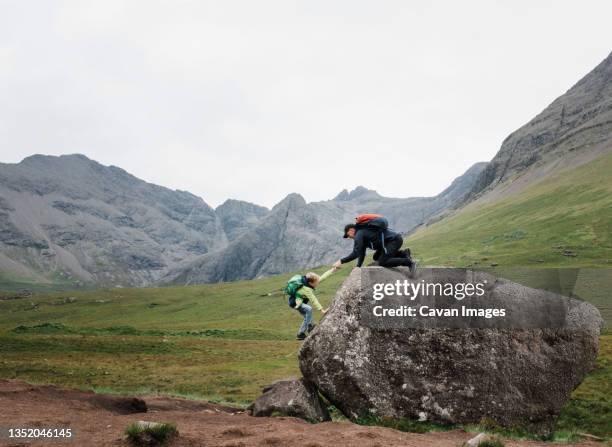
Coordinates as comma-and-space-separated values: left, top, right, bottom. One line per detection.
0, 380, 598, 447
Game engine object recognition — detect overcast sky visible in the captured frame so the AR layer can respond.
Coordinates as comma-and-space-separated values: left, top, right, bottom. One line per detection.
1, 1, 610, 208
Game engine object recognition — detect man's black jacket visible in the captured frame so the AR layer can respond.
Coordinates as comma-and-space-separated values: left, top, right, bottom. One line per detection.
340, 227, 400, 267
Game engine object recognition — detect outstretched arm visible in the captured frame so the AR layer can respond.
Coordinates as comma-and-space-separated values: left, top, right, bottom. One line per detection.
318, 268, 335, 283
338, 233, 366, 266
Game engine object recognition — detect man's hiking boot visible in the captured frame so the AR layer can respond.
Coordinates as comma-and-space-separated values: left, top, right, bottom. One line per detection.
307, 323, 316, 333
296, 333, 306, 341
409, 259, 419, 278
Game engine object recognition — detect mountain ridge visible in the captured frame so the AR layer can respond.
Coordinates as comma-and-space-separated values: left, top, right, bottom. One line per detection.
466, 51, 612, 202
162, 162, 487, 285
0, 154, 484, 288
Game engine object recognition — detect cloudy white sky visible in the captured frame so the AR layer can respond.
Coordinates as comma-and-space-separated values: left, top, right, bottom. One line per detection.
0, 1, 610, 208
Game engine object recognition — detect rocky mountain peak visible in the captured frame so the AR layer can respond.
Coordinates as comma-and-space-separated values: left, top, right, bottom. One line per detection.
20, 153, 93, 166
216, 199, 268, 214
272, 193, 307, 210
215, 199, 269, 242
333, 186, 381, 201
333, 189, 350, 201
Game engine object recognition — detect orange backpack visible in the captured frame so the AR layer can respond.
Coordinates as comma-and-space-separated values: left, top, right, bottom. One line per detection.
355, 214, 383, 225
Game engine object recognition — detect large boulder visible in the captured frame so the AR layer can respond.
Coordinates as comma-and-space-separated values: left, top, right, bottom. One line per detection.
299, 267, 603, 436
248, 378, 331, 423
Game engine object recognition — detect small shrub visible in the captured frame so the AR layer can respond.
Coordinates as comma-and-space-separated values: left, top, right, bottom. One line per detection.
477, 417, 500, 431
11, 322, 73, 334
327, 405, 348, 422
125, 421, 178, 446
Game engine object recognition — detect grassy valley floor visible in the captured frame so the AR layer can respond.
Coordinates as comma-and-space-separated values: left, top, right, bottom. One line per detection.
0, 267, 610, 439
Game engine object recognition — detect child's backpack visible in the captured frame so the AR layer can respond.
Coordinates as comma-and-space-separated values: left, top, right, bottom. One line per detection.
284, 274, 310, 308
355, 214, 389, 231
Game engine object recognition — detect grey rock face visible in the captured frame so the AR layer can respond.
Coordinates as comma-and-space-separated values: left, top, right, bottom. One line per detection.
162, 193, 344, 284
215, 199, 269, 242
467, 51, 612, 200
326, 162, 488, 236
164, 163, 487, 285
299, 268, 602, 436
248, 378, 331, 423
0, 154, 227, 286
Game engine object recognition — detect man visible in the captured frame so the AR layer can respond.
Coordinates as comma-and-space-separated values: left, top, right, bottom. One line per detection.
332, 220, 417, 275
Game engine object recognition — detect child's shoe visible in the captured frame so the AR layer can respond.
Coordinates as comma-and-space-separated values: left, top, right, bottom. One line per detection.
296, 333, 306, 340
307, 323, 316, 333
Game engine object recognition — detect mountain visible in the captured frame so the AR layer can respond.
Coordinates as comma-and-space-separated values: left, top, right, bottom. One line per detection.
164, 193, 344, 284
162, 163, 487, 285
325, 161, 489, 234
0, 154, 228, 287
466, 51, 612, 202
407, 51, 612, 268
0, 154, 485, 289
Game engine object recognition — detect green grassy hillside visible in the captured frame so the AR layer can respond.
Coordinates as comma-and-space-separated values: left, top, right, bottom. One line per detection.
407, 151, 612, 268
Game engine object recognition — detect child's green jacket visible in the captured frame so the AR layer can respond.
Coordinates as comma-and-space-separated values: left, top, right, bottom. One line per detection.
294, 268, 335, 311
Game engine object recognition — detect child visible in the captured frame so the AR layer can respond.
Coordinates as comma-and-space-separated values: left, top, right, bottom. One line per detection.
284, 267, 336, 340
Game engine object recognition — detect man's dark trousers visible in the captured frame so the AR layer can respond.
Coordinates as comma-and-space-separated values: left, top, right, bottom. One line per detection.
378, 234, 412, 267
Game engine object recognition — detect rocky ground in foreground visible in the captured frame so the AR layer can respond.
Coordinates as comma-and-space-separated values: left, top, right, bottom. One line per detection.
0, 380, 599, 447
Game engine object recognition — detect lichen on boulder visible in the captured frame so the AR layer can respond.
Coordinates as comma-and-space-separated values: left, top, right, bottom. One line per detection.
299, 267, 602, 436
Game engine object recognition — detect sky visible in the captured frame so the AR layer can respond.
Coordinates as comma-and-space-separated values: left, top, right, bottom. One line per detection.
0, 1, 611, 208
